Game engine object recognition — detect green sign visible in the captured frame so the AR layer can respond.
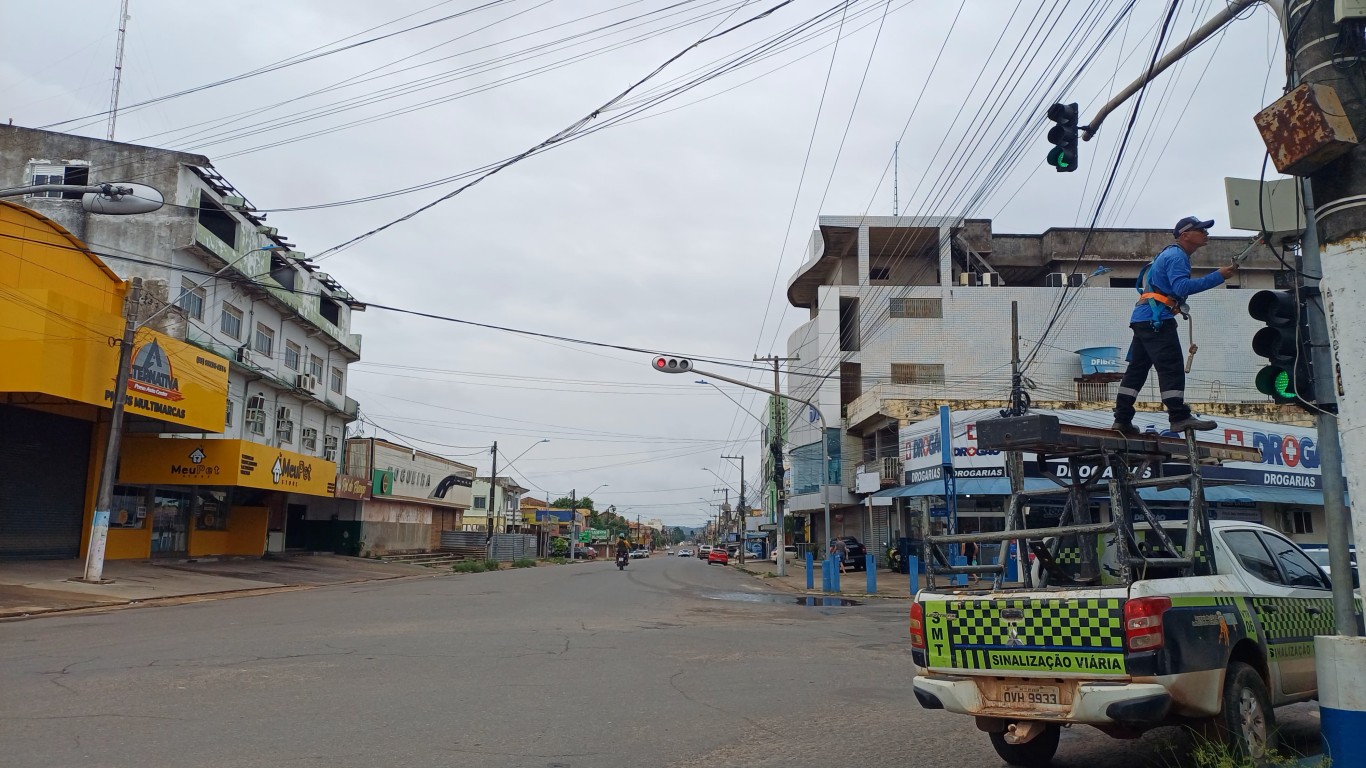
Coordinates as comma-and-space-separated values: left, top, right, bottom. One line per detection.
371, 469, 393, 496
581, 528, 608, 542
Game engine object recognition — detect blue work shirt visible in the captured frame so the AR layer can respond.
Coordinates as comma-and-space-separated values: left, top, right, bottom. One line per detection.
1129, 244, 1225, 324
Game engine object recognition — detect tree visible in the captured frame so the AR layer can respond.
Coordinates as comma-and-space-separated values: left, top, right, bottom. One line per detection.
550, 496, 595, 512
672, 527, 685, 545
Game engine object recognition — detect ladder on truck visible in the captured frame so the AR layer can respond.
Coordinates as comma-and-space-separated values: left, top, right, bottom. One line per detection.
919, 414, 1262, 589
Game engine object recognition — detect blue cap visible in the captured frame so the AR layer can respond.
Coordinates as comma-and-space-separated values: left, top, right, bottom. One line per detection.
1174, 216, 1214, 237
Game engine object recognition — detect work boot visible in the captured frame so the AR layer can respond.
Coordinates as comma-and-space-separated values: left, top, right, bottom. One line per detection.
1169, 415, 1217, 432
1109, 421, 1139, 437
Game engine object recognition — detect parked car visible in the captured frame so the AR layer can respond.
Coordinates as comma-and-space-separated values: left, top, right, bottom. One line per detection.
629, 549, 649, 559
677, 549, 694, 558
770, 545, 799, 563
830, 537, 868, 570
572, 547, 597, 559
698, 544, 713, 559
707, 548, 729, 566
1301, 545, 1359, 587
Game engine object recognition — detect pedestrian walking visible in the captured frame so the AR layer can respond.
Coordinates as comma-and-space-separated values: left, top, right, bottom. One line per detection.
1112, 215, 1237, 435
833, 538, 848, 575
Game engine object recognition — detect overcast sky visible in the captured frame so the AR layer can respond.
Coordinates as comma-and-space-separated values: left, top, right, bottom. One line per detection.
2, 0, 1289, 528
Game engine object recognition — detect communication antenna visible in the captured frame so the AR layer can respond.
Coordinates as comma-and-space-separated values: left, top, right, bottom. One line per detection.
893, 141, 900, 216
107, 0, 131, 140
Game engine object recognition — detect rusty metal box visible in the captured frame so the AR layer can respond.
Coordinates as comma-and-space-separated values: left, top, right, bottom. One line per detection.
1254, 83, 1358, 177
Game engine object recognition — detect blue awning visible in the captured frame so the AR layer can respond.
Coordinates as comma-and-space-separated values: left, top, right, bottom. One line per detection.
871, 477, 1065, 498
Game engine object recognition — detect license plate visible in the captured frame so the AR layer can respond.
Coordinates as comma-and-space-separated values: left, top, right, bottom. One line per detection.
1000, 685, 1061, 706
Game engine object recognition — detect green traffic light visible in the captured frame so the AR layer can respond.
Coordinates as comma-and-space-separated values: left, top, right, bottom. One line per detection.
1255, 365, 1296, 402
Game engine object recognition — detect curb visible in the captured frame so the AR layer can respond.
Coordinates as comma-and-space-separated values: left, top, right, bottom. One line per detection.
732, 565, 913, 600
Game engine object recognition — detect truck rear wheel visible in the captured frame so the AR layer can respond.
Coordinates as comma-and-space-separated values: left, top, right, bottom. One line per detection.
988, 723, 1060, 767
1212, 661, 1277, 761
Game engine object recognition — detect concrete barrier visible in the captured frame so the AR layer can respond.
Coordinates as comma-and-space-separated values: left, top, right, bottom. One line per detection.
1316, 635, 1366, 762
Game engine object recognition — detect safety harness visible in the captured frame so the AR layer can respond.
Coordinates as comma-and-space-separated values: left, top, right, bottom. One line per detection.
1135, 260, 1199, 373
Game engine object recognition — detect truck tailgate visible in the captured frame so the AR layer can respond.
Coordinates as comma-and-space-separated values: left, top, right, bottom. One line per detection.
918, 591, 1129, 677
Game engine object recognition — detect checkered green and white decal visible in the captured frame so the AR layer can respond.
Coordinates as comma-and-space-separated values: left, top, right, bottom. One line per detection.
921, 597, 1126, 675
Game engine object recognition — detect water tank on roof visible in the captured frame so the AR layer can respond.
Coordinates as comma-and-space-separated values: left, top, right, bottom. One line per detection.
1076, 346, 1124, 375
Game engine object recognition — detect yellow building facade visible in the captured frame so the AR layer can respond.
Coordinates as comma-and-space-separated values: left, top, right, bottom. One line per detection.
0, 202, 232, 560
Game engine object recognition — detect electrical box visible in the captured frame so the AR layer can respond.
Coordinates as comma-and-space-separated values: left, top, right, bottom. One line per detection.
1254, 83, 1359, 176
1224, 177, 1306, 238
1336, 0, 1366, 22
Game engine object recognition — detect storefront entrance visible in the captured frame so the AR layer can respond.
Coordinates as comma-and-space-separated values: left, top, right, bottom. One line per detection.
285, 504, 309, 550
151, 490, 190, 556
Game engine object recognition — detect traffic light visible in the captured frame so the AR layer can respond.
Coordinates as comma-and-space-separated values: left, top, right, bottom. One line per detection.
1248, 289, 1309, 404
1046, 102, 1080, 172
652, 356, 692, 374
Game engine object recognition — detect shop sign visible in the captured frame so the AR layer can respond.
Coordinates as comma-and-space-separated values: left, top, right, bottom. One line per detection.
372, 469, 394, 496
334, 474, 370, 500
371, 441, 474, 509
119, 437, 337, 497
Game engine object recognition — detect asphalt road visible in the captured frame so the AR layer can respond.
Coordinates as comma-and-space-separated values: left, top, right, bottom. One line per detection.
0, 556, 1321, 768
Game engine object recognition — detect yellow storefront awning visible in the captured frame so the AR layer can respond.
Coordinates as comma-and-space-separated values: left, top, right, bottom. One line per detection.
120, 437, 338, 498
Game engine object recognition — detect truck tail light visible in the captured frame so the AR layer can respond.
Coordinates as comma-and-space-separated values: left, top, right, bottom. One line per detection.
909, 601, 926, 649
1124, 596, 1171, 651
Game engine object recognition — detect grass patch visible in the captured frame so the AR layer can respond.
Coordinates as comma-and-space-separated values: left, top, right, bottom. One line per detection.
512, 558, 538, 568
484, 559, 502, 571
549, 557, 569, 565
1161, 728, 1329, 768
452, 560, 487, 573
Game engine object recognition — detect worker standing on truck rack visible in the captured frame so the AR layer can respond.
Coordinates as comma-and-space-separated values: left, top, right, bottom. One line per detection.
1112, 216, 1237, 435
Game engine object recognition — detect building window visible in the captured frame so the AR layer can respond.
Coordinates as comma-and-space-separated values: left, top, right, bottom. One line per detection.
111, 486, 149, 529
177, 279, 205, 321
245, 394, 267, 436
889, 297, 943, 318
193, 489, 231, 532
323, 434, 338, 462
27, 163, 89, 199
320, 296, 342, 326
254, 323, 275, 357
301, 427, 318, 452
275, 406, 294, 444
309, 354, 324, 379
197, 192, 238, 249
285, 341, 301, 371
1290, 508, 1314, 535
474, 496, 487, 510
869, 267, 891, 281
891, 363, 946, 385
221, 303, 243, 340
225, 399, 234, 427
330, 366, 344, 394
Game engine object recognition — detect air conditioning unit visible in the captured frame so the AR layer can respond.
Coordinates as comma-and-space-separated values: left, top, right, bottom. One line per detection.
234, 347, 251, 364
1045, 272, 1085, 287
981, 272, 1003, 286
295, 373, 318, 391
959, 272, 981, 286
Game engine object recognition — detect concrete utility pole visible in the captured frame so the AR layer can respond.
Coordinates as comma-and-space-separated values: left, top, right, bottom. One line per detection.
83, 278, 143, 583
723, 454, 745, 564
755, 354, 800, 576
485, 441, 498, 551
1279, 4, 1366, 613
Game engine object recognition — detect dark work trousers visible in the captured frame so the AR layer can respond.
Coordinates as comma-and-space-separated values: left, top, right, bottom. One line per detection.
1113, 320, 1190, 425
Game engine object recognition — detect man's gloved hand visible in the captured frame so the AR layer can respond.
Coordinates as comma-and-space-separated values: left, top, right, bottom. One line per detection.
1218, 262, 1238, 280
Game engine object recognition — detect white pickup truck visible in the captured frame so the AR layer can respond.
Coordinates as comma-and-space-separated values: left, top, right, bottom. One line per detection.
910, 520, 1346, 766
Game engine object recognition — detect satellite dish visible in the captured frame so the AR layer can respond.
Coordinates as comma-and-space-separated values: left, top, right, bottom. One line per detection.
81, 183, 164, 215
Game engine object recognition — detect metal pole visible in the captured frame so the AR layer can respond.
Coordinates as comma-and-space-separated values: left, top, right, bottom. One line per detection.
485, 441, 498, 553
83, 277, 142, 583
569, 489, 576, 562
755, 355, 799, 577
723, 454, 746, 564
1297, 183, 1357, 634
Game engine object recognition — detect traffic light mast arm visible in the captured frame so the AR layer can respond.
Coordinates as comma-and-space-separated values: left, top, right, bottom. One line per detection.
1081, 0, 1258, 140
683, 365, 822, 423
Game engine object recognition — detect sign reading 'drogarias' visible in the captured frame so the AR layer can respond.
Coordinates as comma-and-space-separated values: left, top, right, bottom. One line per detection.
370, 441, 474, 509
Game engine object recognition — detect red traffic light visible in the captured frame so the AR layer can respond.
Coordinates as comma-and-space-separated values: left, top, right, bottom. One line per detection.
652, 356, 692, 374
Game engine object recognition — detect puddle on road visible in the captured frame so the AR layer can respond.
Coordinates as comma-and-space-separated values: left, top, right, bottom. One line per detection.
702, 591, 861, 607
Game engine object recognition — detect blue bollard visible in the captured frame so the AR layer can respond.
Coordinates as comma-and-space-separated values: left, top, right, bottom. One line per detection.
806, 552, 815, 590
906, 555, 920, 597
821, 558, 831, 592
1006, 542, 1018, 582
1318, 636, 1366, 759
831, 556, 841, 593
866, 554, 876, 594
953, 555, 968, 586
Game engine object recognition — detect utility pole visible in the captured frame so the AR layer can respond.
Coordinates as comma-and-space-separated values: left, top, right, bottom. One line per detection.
83, 278, 143, 583
485, 441, 498, 553
755, 354, 800, 576
723, 454, 746, 564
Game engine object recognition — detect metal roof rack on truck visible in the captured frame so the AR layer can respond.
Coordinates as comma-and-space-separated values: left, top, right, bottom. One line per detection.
920, 413, 1262, 591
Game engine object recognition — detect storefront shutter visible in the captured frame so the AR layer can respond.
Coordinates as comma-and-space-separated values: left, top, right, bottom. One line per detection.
0, 406, 91, 560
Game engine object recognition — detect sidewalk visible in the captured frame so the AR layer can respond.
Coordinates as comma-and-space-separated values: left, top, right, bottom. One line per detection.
733, 557, 924, 598
0, 554, 433, 619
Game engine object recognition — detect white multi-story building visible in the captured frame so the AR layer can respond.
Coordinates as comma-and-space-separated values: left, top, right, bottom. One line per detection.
1, 125, 362, 556
781, 215, 1304, 552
